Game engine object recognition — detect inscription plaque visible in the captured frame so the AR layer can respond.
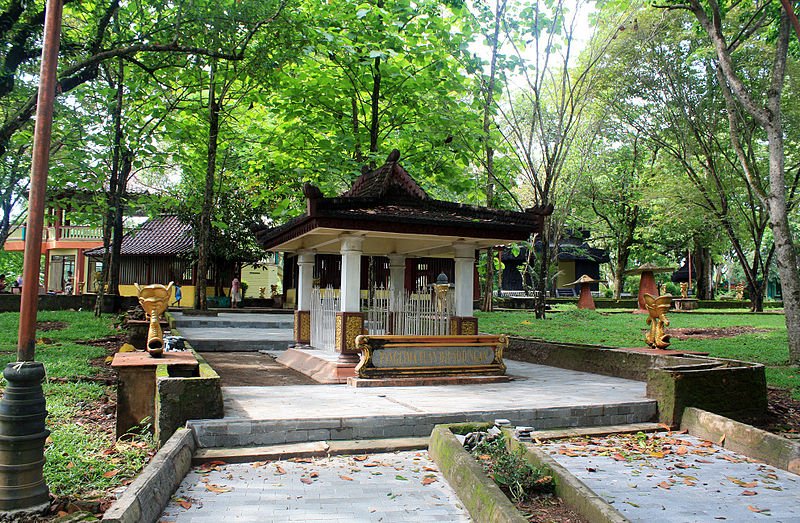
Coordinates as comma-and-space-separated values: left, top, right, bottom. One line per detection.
372, 346, 495, 368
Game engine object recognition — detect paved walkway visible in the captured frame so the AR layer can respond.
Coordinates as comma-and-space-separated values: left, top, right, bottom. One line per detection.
160, 451, 471, 523
188, 360, 656, 448
220, 360, 650, 419
537, 432, 800, 522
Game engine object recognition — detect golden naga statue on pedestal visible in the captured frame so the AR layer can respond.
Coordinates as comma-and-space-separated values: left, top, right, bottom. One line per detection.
644, 293, 672, 350
135, 282, 174, 357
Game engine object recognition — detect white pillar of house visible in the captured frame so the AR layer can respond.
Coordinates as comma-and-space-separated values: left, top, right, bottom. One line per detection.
388, 254, 406, 295
296, 251, 315, 311
340, 236, 363, 312
453, 243, 476, 317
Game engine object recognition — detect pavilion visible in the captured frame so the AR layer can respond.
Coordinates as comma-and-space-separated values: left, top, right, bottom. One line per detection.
255, 150, 552, 381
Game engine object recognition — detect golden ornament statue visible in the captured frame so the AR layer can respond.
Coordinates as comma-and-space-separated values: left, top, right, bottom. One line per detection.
644, 293, 672, 350
135, 282, 173, 357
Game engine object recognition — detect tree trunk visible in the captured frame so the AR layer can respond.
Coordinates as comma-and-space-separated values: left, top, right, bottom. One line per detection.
694, 243, 714, 300
535, 226, 550, 319
196, 61, 219, 310
108, 150, 130, 302
95, 58, 124, 316
482, 248, 494, 312
767, 126, 800, 362
369, 55, 381, 163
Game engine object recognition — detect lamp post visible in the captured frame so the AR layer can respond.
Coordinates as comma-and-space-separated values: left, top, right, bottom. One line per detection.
0, 0, 63, 514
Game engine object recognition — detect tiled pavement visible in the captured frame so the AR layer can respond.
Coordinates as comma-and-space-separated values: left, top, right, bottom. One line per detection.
188, 360, 657, 448
160, 451, 471, 523
537, 432, 800, 522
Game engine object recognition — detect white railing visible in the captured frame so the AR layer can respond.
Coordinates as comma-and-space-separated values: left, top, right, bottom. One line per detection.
364, 285, 452, 336
310, 286, 339, 352
5, 225, 104, 242
59, 226, 104, 240
311, 284, 455, 351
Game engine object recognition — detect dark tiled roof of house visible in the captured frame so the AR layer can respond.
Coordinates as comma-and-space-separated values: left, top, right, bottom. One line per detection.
85, 215, 193, 257
255, 150, 553, 249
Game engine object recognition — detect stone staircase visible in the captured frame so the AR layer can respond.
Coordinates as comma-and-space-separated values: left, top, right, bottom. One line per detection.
169, 312, 294, 352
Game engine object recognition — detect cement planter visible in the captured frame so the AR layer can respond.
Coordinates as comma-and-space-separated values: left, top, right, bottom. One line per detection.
154, 352, 223, 446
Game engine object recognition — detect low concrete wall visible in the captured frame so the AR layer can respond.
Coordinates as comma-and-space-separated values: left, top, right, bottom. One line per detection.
428, 424, 527, 523
681, 407, 799, 474
155, 351, 223, 446
647, 362, 766, 426
103, 428, 196, 523
508, 338, 767, 427
507, 337, 698, 381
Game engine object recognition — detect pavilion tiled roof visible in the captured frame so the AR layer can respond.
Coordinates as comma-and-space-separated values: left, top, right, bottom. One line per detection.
255, 150, 553, 250
85, 215, 193, 257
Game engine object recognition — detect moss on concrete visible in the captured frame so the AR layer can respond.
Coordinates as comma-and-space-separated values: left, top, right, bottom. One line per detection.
428, 425, 527, 523
154, 350, 223, 446
681, 407, 800, 474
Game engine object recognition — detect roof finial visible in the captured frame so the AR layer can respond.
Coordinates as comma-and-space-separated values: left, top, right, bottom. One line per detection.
387, 149, 400, 163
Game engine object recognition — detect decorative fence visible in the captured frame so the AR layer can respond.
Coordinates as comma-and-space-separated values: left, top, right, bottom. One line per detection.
310, 286, 339, 352
363, 285, 453, 336
309, 285, 455, 351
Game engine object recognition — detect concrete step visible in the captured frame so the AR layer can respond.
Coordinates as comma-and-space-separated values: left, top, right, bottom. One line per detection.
176, 327, 293, 352
187, 400, 658, 448
192, 437, 430, 465
174, 318, 293, 329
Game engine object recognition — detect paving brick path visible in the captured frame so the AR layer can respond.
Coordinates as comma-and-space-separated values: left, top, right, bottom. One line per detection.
537, 432, 800, 522
160, 451, 471, 522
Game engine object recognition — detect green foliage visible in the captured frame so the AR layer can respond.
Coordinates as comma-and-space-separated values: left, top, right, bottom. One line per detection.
471, 436, 554, 503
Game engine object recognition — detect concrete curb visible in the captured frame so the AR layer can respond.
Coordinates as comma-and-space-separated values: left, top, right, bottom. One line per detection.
506, 435, 629, 523
102, 428, 196, 523
681, 407, 800, 474
428, 424, 527, 523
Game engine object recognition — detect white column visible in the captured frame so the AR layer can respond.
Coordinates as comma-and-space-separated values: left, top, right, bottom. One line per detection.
453, 243, 476, 317
296, 251, 315, 311
340, 236, 363, 312
388, 254, 406, 295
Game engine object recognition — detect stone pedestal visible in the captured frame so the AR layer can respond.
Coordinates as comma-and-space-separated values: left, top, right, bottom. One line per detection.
335, 312, 364, 360
450, 316, 478, 335
294, 310, 311, 345
576, 283, 596, 310
111, 351, 198, 438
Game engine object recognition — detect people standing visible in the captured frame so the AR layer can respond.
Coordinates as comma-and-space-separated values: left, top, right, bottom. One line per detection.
231, 277, 242, 309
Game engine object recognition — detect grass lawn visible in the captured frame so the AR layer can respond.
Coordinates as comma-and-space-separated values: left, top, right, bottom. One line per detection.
0, 311, 154, 503
477, 307, 800, 399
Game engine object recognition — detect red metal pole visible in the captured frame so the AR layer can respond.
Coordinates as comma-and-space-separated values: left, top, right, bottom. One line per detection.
17, 0, 64, 362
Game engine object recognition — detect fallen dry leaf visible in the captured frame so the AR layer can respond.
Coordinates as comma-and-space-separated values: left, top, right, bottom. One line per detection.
423, 466, 437, 472
102, 469, 119, 478
205, 484, 232, 494
747, 505, 768, 513
676, 446, 688, 456
422, 477, 437, 485
310, 472, 319, 478
274, 465, 286, 475
300, 478, 313, 485
353, 456, 368, 462
742, 490, 758, 496
339, 475, 354, 481
179, 500, 192, 510
657, 481, 671, 490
